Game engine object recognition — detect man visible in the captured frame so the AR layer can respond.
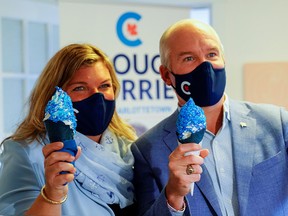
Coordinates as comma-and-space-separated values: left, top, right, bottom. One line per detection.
131, 19, 288, 216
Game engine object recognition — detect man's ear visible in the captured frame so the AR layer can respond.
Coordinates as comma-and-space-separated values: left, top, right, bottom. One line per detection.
159, 65, 172, 86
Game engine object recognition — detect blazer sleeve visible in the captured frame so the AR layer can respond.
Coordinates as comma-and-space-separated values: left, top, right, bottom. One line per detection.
132, 142, 191, 216
131, 142, 172, 216
0, 140, 42, 216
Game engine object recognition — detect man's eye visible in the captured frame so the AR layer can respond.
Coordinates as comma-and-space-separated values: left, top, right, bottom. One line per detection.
208, 53, 217, 58
184, 56, 194, 61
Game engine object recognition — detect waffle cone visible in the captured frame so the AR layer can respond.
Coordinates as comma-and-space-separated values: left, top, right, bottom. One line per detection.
44, 120, 74, 142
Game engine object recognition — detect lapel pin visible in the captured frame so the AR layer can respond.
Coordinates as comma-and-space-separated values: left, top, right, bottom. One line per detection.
240, 122, 247, 128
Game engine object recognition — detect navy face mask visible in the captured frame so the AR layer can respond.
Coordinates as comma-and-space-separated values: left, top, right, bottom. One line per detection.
72, 93, 115, 136
171, 61, 226, 107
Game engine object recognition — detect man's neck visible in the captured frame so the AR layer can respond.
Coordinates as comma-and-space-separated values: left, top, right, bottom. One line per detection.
203, 96, 225, 135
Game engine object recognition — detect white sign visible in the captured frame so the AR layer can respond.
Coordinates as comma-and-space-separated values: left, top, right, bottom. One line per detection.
59, 2, 191, 134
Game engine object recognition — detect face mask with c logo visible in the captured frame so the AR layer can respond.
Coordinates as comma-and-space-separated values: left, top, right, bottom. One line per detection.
170, 61, 226, 107
72, 93, 115, 136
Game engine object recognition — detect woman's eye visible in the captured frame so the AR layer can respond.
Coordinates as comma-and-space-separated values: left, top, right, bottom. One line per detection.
73, 86, 85, 91
99, 83, 111, 89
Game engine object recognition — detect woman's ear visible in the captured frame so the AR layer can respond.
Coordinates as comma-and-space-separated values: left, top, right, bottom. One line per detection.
159, 65, 172, 86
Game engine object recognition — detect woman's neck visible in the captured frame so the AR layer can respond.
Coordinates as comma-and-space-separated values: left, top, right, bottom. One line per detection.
86, 134, 102, 143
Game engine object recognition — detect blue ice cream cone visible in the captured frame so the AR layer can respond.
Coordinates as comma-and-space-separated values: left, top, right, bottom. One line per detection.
43, 86, 78, 173
176, 98, 206, 144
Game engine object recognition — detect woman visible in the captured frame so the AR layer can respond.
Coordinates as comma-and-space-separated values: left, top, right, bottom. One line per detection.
0, 44, 137, 215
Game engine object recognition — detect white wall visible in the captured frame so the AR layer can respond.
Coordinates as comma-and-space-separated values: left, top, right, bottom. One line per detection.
211, 0, 288, 100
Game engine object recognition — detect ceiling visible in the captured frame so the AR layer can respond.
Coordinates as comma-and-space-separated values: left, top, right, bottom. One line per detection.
35, 0, 212, 7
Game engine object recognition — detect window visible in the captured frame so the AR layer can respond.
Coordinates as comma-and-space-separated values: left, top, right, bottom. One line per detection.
0, 0, 59, 141
190, 6, 211, 25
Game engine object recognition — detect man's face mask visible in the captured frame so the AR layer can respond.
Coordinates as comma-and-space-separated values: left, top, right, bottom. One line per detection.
72, 93, 115, 136
170, 61, 226, 107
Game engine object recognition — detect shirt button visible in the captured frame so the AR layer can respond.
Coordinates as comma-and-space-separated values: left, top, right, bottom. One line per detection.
220, 168, 225, 173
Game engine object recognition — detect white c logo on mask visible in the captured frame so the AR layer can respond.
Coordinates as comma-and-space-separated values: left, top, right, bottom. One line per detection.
181, 81, 191, 95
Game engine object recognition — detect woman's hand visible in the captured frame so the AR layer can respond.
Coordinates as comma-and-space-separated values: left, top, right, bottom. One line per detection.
42, 142, 81, 201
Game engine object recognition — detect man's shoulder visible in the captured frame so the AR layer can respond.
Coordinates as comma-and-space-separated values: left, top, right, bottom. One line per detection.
230, 99, 287, 120
231, 99, 283, 111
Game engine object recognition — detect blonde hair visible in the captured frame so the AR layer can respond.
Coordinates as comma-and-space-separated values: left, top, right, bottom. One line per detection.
10, 43, 136, 143
159, 19, 224, 69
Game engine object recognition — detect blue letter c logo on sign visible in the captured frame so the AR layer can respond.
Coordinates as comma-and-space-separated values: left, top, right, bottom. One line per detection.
116, 12, 142, 47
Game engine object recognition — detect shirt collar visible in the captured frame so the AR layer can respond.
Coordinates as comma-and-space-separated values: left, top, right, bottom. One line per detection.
223, 93, 230, 121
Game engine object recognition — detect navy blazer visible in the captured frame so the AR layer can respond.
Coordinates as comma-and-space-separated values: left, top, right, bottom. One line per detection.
131, 100, 288, 216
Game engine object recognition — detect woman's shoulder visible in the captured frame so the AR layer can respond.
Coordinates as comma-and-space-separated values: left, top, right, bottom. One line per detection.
1, 138, 44, 162
1, 138, 26, 153
0, 138, 45, 181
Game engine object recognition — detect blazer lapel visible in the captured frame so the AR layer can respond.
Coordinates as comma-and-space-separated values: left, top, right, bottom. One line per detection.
163, 110, 179, 152
194, 166, 223, 216
230, 100, 256, 215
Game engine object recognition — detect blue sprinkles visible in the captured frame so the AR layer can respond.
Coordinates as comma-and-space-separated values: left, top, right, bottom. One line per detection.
176, 98, 206, 141
43, 86, 77, 134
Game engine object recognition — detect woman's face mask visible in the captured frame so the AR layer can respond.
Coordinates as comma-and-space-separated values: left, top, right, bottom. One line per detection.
170, 61, 226, 107
72, 93, 115, 136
